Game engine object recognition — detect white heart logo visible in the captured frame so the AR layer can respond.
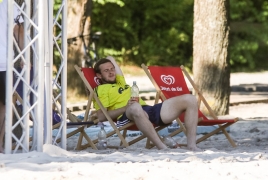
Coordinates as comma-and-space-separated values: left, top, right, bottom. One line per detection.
161, 75, 175, 85
94, 77, 101, 85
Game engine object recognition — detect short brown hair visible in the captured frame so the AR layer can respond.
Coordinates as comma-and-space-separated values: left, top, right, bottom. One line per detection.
93, 58, 113, 74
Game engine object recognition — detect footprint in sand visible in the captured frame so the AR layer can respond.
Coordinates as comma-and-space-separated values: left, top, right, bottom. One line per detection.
249, 127, 260, 133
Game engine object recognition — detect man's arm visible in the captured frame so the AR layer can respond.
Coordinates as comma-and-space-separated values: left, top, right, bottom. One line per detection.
106, 56, 123, 76
13, 24, 24, 68
13, 24, 24, 50
96, 106, 127, 122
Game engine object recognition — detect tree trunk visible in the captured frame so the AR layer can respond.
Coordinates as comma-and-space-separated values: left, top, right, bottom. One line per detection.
193, 0, 230, 115
67, 0, 92, 98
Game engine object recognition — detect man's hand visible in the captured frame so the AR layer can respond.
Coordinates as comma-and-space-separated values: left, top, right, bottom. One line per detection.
126, 99, 138, 108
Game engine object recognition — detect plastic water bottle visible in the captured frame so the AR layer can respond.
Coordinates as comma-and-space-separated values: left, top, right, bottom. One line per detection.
162, 135, 179, 148
97, 125, 107, 150
131, 81, 139, 102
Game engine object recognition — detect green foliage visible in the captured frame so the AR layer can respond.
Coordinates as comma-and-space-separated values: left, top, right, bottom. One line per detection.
53, 0, 63, 70
92, 0, 194, 67
230, 0, 268, 71
82, 0, 268, 71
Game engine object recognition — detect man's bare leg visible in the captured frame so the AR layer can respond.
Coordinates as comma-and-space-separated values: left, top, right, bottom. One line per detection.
160, 94, 200, 151
0, 102, 5, 153
126, 103, 167, 150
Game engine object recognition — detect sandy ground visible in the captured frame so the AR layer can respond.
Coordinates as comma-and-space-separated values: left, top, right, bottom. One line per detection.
0, 105, 268, 180
0, 72, 267, 180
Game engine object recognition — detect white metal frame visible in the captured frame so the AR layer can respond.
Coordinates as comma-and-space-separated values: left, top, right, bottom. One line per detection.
5, 0, 67, 154
51, 0, 68, 149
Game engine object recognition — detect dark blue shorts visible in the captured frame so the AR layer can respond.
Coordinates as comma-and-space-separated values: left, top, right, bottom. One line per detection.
118, 104, 165, 126
0, 71, 6, 105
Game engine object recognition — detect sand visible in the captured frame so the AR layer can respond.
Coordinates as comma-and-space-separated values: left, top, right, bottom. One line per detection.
0, 103, 267, 180
0, 71, 267, 180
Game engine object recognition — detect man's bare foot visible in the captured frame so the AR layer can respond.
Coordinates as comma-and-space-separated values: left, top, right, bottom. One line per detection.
158, 144, 168, 150
187, 146, 203, 152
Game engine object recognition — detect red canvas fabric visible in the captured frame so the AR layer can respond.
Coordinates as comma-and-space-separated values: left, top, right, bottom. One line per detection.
148, 66, 236, 126
81, 67, 100, 89
148, 66, 191, 97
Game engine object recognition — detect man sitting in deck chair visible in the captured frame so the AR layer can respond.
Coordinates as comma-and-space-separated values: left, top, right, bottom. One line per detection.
93, 56, 200, 151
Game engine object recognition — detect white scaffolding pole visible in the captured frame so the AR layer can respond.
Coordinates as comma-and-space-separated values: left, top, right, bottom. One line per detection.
22, 0, 30, 153
5, 0, 67, 153
5, 0, 15, 155
44, 0, 54, 145
61, 0, 68, 149
52, 0, 67, 149
36, 0, 45, 152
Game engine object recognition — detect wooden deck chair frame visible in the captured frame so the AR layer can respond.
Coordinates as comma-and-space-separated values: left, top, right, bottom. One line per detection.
12, 90, 98, 150
74, 65, 171, 149
143, 89, 189, 149
52, 89, 98, 150
141, 64, 239, 147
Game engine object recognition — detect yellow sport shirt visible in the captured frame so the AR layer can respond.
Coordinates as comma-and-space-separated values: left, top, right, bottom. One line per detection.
93, 75, 146, 119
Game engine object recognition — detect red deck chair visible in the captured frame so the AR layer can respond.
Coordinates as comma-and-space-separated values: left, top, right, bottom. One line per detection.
142, 64, 239, 147
74, 65, 173, 149
74, 65, 185, 149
